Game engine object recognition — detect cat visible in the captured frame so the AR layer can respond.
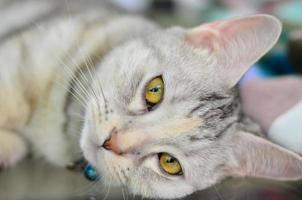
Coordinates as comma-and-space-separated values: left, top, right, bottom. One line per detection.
79, 14, 302, 198
0, 1, 302, 199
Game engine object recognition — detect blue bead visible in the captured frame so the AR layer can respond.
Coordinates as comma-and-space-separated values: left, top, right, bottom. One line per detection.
84, 164, 100, 181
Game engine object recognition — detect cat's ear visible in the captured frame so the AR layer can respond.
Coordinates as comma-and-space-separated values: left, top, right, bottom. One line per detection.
185, 14, 282, 88
225, 132, 302, 181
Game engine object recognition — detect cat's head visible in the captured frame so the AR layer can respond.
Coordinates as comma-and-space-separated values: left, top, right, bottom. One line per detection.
80, 15, 302, 199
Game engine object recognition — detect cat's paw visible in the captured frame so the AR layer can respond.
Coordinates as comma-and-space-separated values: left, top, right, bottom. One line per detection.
0, 130, 27, 169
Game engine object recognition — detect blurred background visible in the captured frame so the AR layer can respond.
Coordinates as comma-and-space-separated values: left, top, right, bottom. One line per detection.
0, 0, 302, 200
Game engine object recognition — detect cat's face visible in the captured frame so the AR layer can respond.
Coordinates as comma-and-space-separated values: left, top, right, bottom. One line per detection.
81, 28, 232, 198
80, 15, 302, 199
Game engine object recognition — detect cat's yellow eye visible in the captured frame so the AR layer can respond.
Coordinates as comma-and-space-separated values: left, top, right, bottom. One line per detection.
145, 76, 164, 106
159, 153, 183, 175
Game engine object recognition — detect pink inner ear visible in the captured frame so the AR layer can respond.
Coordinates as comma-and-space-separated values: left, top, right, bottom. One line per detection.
207, 21, 223, 29
185, 29, 218, 50
185, 19, 240, 52
184, 15, 282, 88
185, 19, 246, 50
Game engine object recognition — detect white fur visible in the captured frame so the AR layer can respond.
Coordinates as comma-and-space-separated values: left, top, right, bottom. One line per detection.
0, 130, 27, 167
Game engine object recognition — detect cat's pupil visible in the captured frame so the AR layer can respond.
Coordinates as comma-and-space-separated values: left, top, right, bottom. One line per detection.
149, 85, 161, 93
166, 157, 175, 163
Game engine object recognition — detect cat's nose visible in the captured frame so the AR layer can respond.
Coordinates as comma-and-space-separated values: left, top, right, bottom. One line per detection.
102, 127, 122, 155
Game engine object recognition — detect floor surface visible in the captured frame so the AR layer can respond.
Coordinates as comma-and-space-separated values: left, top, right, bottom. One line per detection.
1, 159, 302, 200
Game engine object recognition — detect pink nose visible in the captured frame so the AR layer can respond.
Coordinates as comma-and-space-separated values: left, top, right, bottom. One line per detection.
102, 128, 122, 155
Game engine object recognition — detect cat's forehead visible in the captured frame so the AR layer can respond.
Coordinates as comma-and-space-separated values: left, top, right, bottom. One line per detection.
97, 29, 221, 99
98, 35, 177, 86
107, 32, 202, 79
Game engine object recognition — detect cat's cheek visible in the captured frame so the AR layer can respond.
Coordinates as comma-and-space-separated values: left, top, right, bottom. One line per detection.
80, 133, 98, 167
149, 180, 194, 199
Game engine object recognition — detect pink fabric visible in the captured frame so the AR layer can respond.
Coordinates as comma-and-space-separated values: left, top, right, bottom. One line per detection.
240, 76, 302, 132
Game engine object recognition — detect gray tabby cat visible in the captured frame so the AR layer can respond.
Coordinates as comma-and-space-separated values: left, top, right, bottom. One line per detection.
0, 1, 302, 199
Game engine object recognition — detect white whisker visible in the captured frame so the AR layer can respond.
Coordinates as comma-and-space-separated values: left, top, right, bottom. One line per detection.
214, 185, 225, 200
60, 55, 92, 100
54, 80, 87, 107
103, 177, 112, 200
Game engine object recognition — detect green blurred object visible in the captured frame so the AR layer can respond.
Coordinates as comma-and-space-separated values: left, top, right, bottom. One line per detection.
276, 1, 302, 27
